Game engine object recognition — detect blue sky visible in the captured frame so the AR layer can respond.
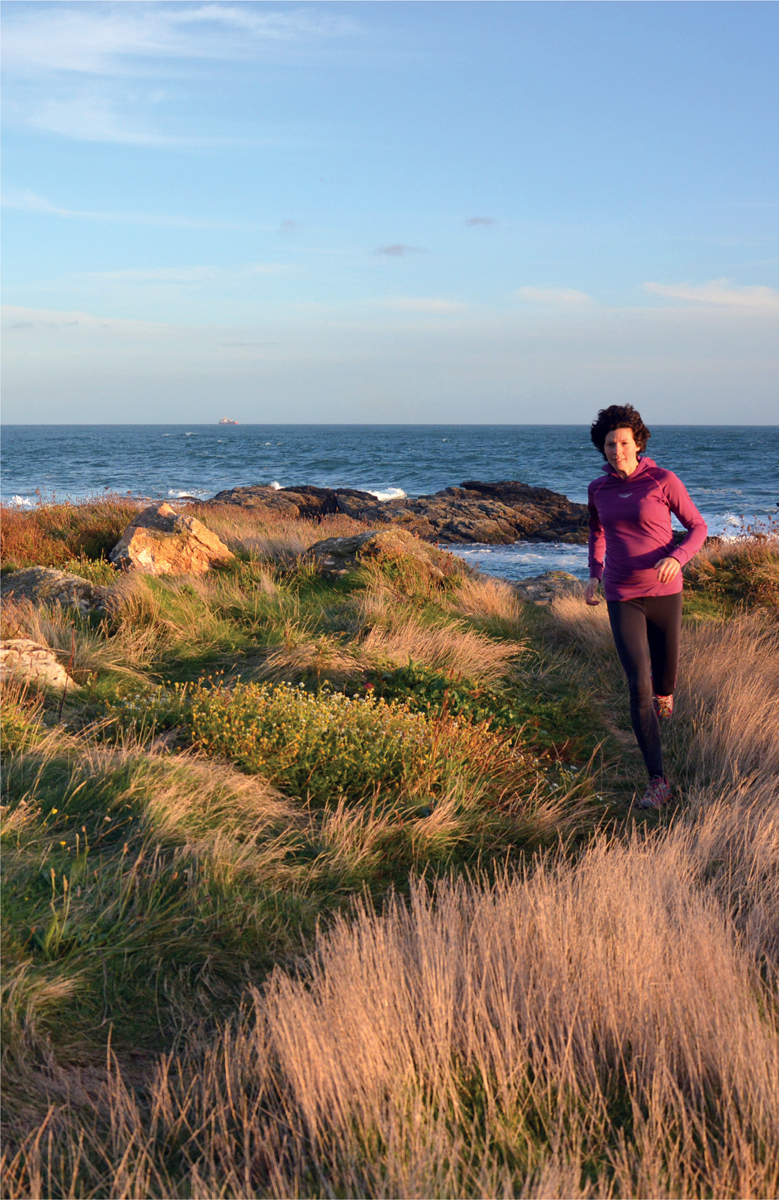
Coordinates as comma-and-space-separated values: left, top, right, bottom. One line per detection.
2, 1, 777, 424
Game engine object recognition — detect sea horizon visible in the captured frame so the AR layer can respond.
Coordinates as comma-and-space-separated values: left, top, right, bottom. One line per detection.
4, 423, 777, 582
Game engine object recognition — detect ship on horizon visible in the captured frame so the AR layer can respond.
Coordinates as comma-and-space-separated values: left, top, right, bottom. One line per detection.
218, 417, 239, 425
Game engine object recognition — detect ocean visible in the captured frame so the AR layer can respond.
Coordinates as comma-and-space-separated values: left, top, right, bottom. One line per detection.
3, 424, 777, 582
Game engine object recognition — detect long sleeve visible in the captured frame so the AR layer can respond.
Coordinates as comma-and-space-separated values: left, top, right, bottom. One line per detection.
588, 482, 605, 580
664, 475, 708, 567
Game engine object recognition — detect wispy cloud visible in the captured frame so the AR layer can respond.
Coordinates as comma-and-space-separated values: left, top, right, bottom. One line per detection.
465, 216, 495, 226
645, 279, 779, 310
375, 244, 426, 257
516, 287, 594, 305
2, 3, 357, 144
2, 189, 267, 231
79, 264, 293, 284
2, 5, 357, 77
382, 297, 466, 313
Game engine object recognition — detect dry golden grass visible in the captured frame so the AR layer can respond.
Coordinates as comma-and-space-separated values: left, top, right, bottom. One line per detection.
6, 823, 778, 1199
361, 616, 523, 683
548, 590, 614, 654
194, 505, 368, 560
673, 611, 779, 788
5, 551, 779, 1199
447, 574, 526, 640
0, 598, 145, 681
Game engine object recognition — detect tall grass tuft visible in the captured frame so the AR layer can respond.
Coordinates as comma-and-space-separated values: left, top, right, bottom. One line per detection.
1, 497, 143, 571
4, 832, 778, 1199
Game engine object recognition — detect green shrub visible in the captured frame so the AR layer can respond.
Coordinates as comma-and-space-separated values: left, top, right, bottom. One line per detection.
187, 681, 444, 804
62, 555, 119, 586
100, 683, 189, 740
684, 531, 779, 610
356, 661, 526, 731
0, 685, 45, 753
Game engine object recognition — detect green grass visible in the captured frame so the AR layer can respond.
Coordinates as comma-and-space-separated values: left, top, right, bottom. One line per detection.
3, 498, 777, 1198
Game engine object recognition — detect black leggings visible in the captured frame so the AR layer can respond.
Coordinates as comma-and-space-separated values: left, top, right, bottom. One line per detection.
606, 593, 683, 780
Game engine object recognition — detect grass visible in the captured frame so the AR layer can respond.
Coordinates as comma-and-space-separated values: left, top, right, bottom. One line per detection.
2, 497, 779, 1198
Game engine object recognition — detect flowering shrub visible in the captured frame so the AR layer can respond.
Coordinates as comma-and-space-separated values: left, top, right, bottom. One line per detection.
188, 681, 443, 804
101, 683, 188, 739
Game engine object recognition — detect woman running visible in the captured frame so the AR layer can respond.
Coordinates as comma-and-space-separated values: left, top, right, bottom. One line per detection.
585, 405, 707, 810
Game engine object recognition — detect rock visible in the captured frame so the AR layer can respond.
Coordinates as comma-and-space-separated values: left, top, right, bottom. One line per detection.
208, 480, 589, 545
307, 529, 466, 580
0, 639, 80, 692
513, 571, 582, 605
210, 484, 376, 519
0, 567, 112, 614
109, 503, 235, 576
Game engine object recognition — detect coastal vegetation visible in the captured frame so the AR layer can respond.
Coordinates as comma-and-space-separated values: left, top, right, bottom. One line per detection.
2, 497, 778, 1199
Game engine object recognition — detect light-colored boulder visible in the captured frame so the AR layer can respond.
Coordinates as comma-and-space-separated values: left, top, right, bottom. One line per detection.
307, 528, 465, 580
513, 571, 581, 605
0, 639, 80, 692
109, 502, 234, 576
0, 567, 112, 614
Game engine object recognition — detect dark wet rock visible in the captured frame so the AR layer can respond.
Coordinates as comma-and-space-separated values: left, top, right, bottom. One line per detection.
0, 567, 112, 614
513, 571, 582, 605
210, 484, 376, 519
209, 480, 589, 545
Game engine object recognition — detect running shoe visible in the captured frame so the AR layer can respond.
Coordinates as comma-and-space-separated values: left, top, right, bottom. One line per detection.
653, 693, 674, 722
635, 776, 672, 811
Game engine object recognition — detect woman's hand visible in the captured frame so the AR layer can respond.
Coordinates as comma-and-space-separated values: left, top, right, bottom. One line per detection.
585, 577, 601, 605
656, 557, 681, 584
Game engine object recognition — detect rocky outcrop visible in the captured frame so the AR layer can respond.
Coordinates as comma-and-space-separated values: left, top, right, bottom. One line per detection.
0, 639, 80, 692
513, 571, 582, 605
110, 502, 235, 576
0, 567, 112, 614
209, 484, 377, 519
307, 529, 466, 580
209, 481, 589, 545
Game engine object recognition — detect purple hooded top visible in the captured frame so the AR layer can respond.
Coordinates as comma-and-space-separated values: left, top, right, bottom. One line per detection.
588, 456, 708, 602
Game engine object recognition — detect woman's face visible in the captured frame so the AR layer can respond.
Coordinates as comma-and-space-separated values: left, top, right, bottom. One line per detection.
604, 427, 640, 477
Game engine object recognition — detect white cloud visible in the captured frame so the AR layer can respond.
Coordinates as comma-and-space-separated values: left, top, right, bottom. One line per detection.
645, 279, 779, 310
516, 287, 594, 305
2, 189, 267, 231
77, 264, 295, 286
1, 4, 356, 144
2, 5, 356, 77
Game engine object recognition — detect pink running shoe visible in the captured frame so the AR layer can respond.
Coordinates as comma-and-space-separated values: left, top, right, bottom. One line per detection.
653, 694, 674, 722
635, 776, 672, 811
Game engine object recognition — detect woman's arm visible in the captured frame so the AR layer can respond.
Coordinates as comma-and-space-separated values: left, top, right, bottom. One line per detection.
588, 484, 606, 582
663, 474, 708, 567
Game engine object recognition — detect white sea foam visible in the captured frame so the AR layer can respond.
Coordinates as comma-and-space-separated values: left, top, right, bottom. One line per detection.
366, 486, 407, 501
270, 481, 282, 490
168, 489, 209, 499
10, 494, 35, 508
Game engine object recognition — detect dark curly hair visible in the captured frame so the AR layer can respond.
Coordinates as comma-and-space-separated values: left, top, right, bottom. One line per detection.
590, 404, 650, 458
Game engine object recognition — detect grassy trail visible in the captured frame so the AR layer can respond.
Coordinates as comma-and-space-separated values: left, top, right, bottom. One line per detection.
2, 500, 778, 1198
